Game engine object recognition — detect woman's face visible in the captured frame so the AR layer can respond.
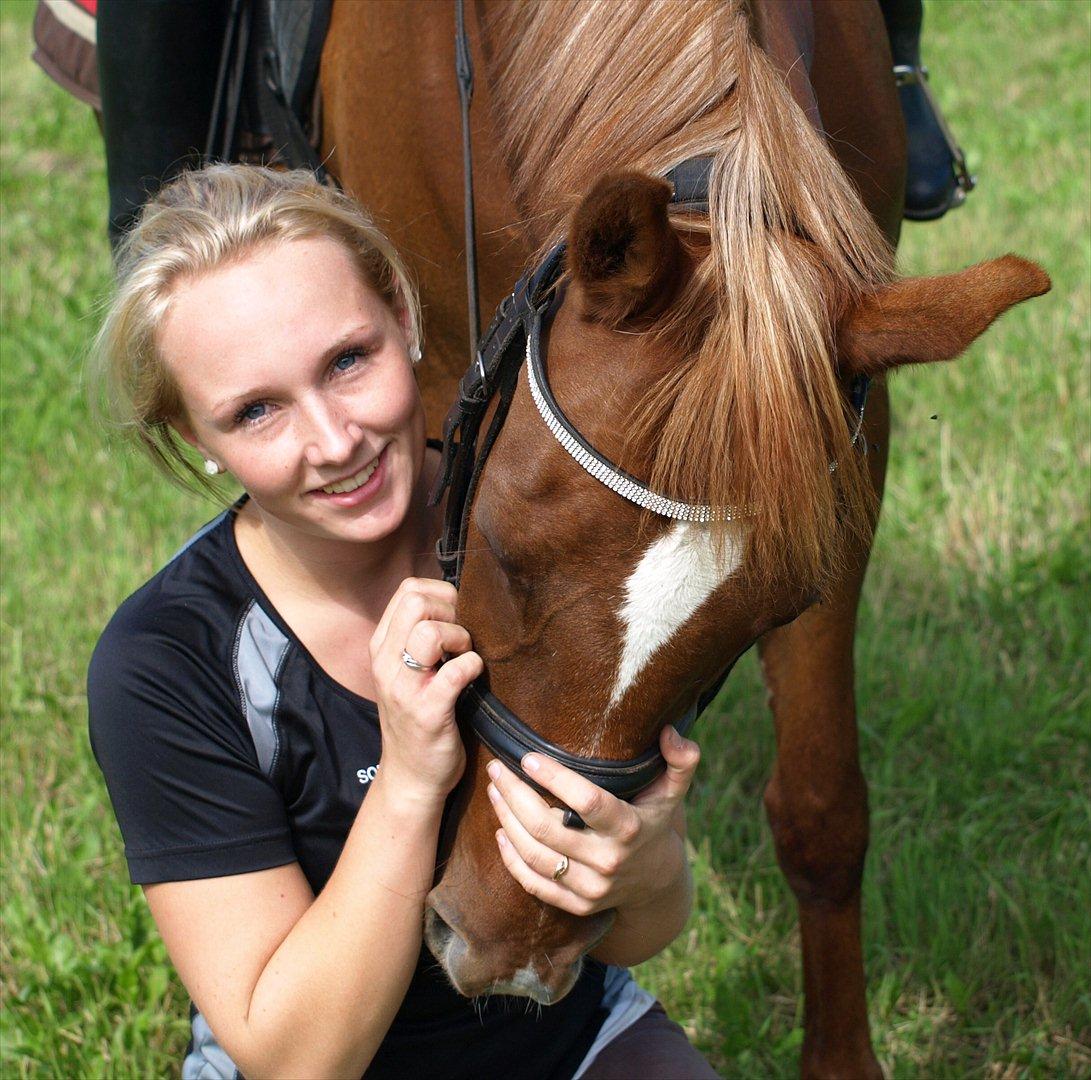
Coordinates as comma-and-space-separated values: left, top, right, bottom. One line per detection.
159, 235, 425, 548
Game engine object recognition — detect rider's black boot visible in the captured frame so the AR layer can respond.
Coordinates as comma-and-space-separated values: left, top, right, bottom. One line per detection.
97, 0, 229, 249
879, 0, 975, 221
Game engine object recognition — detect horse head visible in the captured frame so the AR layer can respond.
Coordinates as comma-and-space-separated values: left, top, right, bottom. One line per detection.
423, 170, 1049, 1001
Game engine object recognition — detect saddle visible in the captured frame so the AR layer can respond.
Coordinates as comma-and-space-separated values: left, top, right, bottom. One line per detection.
203, 0, 333, 177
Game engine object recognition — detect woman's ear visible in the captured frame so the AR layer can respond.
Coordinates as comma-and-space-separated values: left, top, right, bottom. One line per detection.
568, 171, 685, 326
171, 419, 222, 475
170, 415, 200, 451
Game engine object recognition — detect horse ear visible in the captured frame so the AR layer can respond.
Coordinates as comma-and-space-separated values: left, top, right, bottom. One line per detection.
568, 172, 684, 325
837, 255, 1050, 377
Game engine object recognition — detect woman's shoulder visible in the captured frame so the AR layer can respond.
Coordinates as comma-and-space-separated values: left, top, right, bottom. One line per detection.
89, 506, 259, 704
86, 506, 300, 888
87, 508, 276, 769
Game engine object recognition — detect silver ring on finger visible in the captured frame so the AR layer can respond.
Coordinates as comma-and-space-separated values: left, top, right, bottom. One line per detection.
551, 854, 570, 882
401, 648, 435, 672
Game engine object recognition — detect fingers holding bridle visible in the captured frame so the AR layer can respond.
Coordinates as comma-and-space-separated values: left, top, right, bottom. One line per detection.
631, 725, 701, 812
388, 642, 482, 717
485, 761, 599, 862
428, 648, 484, 697
397, 624, 482, 705
400, 620, 472, 672
372, 582, 458, 666
369, 580, 482, 706
518, 753, 640, 839
371, 578, 458, 658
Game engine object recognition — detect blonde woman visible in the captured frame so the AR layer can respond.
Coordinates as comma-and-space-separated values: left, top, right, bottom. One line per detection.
88, 165, 715, 1079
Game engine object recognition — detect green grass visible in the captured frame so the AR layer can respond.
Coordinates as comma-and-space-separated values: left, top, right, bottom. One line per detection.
2, 0, 1088, 1076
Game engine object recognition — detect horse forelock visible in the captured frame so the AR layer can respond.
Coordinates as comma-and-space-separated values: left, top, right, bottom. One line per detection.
485, 0, 895, 591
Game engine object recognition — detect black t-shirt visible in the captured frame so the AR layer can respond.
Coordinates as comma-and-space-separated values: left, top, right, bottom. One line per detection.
88, 504, 607, 1079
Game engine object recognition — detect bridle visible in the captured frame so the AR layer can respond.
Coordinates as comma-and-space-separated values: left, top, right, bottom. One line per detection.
429, 228, 699, 811
431, 3, 869, 822
429, 228, 723, 818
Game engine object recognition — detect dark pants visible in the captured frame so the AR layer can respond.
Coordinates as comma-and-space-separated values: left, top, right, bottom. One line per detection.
96, 0, 228, 246
580, 1003, 721, 1079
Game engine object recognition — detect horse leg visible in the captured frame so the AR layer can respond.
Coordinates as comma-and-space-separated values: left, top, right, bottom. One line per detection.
759, 593, 878, 1078
757, 389, 890, 1080
759, 14, 900, 1067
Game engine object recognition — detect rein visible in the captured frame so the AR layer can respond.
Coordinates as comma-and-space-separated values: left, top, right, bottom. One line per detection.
437, 2, 868, 820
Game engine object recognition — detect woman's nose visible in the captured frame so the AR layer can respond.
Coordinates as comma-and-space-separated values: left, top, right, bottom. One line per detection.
300, 398, 361, 467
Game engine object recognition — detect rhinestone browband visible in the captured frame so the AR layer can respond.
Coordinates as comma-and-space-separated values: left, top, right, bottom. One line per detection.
524, 335, 742, 523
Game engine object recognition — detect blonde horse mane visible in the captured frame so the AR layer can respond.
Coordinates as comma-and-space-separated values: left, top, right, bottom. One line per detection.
485, 0, 895, 590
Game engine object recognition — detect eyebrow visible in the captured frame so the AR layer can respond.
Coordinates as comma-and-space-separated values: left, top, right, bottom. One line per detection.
209, 325, 377, 417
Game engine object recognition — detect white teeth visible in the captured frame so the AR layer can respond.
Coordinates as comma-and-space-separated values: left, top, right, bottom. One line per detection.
321, 457, 378, 495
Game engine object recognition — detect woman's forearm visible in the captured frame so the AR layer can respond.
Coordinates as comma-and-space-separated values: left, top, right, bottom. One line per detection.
589, 802, 693, 968
590, 850, 694, 967
237, 774, 444, 1078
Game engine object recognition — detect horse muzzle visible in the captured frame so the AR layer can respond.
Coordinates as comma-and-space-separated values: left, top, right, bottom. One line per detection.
423, 894, 614, 1004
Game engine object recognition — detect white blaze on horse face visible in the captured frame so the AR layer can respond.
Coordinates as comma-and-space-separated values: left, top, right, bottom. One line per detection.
609, 522, 744, 709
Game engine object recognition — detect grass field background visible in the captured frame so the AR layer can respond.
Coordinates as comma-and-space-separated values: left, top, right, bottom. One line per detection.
2, 0, 1088, 1076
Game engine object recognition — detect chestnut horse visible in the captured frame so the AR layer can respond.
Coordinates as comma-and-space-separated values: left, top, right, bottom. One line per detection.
320, 2, 1048, 1075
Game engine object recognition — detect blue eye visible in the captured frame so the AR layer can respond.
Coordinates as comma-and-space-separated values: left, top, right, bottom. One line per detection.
237, 402, 267, 425
333, 351, 361, 372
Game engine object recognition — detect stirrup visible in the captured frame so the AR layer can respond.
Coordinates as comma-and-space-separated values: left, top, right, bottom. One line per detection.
894, 64, 976, 221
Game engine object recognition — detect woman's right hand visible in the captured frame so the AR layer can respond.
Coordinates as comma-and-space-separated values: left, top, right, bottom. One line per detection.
368, 578, 483, 805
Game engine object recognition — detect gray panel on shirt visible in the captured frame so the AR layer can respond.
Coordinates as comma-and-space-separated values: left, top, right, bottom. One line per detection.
234, 601, 291, 777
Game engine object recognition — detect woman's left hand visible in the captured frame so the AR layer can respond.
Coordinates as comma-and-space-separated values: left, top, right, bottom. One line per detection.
485, 725, 700, 917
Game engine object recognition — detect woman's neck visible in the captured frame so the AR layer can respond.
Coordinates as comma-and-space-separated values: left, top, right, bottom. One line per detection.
234, 452, 443, 621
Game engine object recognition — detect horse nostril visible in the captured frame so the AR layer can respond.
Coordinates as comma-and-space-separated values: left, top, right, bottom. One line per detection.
424, 905, 455, 953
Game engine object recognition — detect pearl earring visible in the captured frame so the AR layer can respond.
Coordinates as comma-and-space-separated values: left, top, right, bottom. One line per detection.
203, 458, 223, 476
410, 344, 422, 363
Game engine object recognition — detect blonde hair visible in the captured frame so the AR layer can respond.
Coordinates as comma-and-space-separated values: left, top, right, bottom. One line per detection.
91, 164, 422, 493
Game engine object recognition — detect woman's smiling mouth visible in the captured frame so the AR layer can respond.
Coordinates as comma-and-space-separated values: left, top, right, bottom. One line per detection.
311, 446, 387, 504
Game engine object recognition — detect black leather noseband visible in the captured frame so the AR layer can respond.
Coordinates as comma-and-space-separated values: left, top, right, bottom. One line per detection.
462, 684, 700, 803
